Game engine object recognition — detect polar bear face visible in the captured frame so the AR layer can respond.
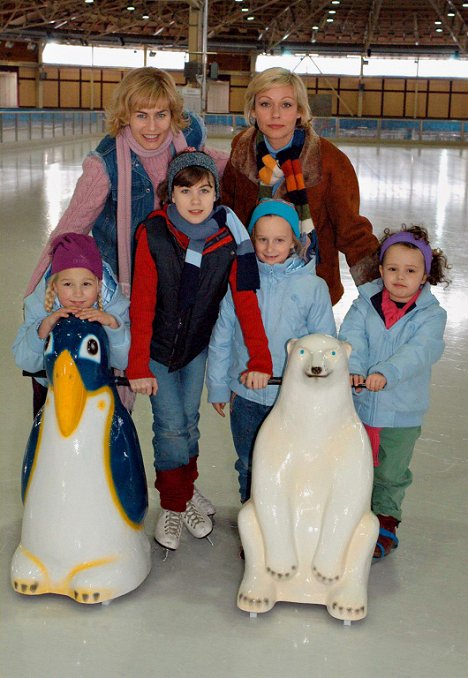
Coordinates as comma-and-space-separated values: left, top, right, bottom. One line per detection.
286, 334, 352, 381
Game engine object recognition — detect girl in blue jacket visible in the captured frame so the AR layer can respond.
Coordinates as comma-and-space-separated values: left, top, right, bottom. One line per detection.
13, 233, 130, 411
207, 198, 336, 504
338, 225, 450, 560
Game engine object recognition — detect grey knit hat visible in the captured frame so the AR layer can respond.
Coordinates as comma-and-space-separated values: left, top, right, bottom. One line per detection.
167, 150, 220, 200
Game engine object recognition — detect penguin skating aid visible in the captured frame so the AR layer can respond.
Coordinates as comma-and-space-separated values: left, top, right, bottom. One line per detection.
11, 316, 151, 604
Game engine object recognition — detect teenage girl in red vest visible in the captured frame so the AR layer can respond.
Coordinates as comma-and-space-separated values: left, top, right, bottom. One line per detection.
127, 150, 272, 551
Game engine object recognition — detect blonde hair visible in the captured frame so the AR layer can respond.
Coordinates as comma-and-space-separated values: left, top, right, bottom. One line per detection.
250, 224, 302, 256
244, 67, 312, 130
106, 67, 188, 137
44, 274, 103, 313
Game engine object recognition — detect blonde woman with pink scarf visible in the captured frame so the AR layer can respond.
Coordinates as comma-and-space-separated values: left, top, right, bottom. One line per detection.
24, 67, 227, 413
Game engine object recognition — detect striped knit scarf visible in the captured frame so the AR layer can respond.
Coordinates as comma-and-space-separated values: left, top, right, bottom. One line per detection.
167, 204, 259, 310
256, 129, 319, 262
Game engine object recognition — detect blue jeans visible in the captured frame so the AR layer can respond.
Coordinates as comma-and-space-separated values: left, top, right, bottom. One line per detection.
230, 394, 272, 503
149, 349, 207, 472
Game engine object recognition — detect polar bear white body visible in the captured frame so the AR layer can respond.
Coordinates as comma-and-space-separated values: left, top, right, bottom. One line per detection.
237, 334, 378, 621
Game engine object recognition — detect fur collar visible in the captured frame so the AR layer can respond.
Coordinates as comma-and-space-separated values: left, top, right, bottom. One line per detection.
230, 126, 322, 188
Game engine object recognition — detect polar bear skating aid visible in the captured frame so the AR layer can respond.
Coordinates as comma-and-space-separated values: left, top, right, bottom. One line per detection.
237, 333, 378, 622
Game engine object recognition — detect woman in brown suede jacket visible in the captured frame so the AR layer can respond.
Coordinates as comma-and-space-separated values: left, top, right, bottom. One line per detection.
221, 67, 379, 305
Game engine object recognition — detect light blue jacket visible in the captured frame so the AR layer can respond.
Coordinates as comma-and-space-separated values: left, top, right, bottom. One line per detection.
338, 279, 446, 428
12, 262, 130, 385
206, 256, 336, 407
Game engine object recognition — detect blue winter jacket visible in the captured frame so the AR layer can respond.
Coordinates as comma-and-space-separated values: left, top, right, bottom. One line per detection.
338, 279, 446, 428
12, 262, 130, 385
206, 256, 336, 407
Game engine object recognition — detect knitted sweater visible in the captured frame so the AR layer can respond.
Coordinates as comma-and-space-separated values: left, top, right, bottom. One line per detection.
25, 134, 228, 296
221, 127, 379, 305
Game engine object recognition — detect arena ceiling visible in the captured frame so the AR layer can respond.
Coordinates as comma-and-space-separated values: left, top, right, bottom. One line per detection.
1, 0, 467, 57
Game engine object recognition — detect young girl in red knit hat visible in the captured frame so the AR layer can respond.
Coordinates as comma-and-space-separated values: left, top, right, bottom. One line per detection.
13, 233, 130, 410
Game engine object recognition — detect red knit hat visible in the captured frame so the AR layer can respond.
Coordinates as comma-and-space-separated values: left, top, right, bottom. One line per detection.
50, 233, 103, 280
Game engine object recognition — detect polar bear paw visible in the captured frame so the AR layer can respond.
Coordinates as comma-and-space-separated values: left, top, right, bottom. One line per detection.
312, 565, 341, 584
266, 564, 298, 580
327, 581, 367, 621
328, 599, 366, 621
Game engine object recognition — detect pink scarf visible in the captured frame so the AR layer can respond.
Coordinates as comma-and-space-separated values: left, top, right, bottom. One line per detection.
114, 127, 188, 411
381, 287, 421, 329
115, 126, 189, 297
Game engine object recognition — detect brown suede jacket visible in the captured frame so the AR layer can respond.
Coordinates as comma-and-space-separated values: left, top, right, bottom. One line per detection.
221, 127, 379, 305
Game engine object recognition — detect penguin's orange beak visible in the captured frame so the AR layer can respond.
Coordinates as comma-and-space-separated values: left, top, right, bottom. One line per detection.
52, 350, 87, 437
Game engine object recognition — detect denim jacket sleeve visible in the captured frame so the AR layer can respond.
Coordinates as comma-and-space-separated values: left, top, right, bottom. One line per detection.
206, 291, 236, 404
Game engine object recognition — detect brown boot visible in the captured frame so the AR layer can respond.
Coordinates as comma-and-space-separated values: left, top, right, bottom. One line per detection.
373, 514, 400, 560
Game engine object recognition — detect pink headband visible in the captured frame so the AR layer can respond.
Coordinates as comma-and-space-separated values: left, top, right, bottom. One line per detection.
380, 232, 433, 274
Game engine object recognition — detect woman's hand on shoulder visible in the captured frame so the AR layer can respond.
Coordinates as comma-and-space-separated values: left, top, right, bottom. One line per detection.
129, 377, 158, 396
240, 371, 271, 390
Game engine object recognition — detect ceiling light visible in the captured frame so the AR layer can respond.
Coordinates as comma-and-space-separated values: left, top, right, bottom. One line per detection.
235, 0, 243, 2
435, 28, 443, 32
326, 18, 334, 23
247, 16, 255, 21
84, 0, 94, 4
127, 5, 135, 10
434, 20, 442, 24
142, 15, 149, 19
241, 7, 248, 11
331, 1, 340, 4
329, 10, 336, 14
447, 12, 455, 17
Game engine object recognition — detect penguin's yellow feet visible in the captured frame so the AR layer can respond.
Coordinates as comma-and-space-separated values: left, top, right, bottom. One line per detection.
11, 545, 50, 596
12, 578, 45, 595
71, 587, 113, 604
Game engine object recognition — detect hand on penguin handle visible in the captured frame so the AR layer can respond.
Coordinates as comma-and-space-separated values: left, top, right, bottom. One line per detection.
129, 377, 158, 396
240, 371, 271, 390
212, 403, 226, 417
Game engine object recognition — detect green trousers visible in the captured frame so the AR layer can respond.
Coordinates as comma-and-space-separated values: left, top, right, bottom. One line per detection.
372, 426, 421, 522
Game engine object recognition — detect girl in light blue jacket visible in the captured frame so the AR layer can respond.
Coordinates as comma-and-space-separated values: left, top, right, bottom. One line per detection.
338, 225, 450, 561
13, 233, 130, 414
207, 199, 336, 503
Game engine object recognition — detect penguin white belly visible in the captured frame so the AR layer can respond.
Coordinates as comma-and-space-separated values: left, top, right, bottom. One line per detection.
11, 390, 151, 603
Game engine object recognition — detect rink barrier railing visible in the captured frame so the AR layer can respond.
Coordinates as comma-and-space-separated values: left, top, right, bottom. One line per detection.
205, 114, 466, 144
0, 110, 106, 143
0, 110, 465, 144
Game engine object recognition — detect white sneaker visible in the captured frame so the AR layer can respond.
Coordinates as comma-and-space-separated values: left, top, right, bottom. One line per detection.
191, 486, 216, 516
183, 501, 213, 539
154, 509, 183, 550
